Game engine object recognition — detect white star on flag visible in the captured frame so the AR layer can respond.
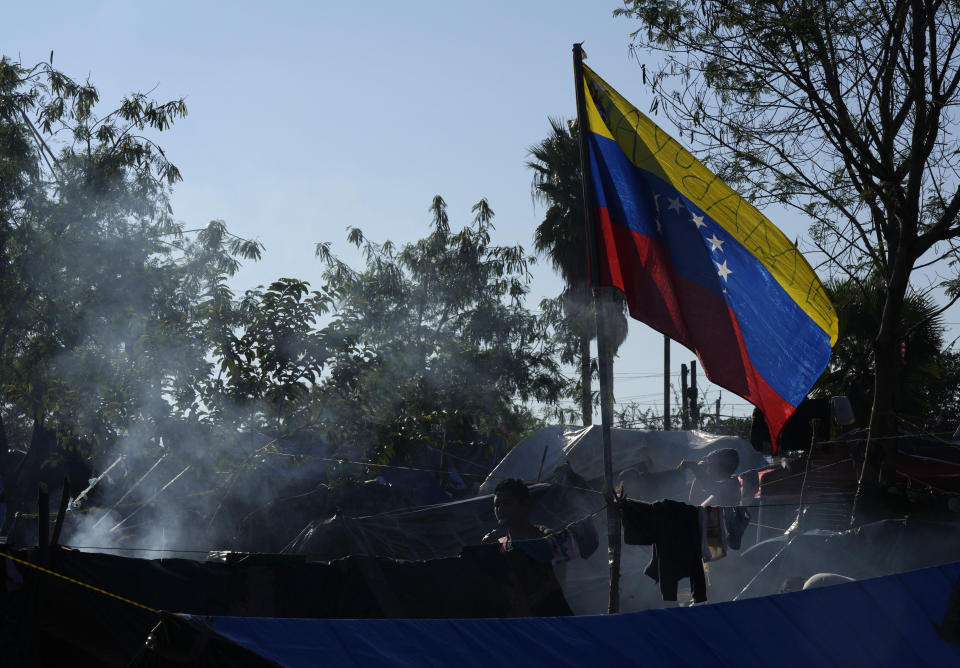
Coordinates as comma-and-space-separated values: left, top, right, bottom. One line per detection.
706, 233, 725, 252
692, 213, 706, 229
667, 196, 683, 214
716, 259, 733, 282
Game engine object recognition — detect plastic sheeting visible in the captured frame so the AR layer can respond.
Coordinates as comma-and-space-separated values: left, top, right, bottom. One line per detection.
203, 560, 960, 667
479, 425, 766, 494
282, 476, 603, 562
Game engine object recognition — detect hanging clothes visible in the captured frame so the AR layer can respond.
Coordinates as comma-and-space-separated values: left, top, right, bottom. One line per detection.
723, 506, 751, 550
619, 498, 706, 603
699, 506, 727, 562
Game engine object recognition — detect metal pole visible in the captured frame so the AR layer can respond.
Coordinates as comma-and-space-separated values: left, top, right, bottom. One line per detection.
572, 42, 620, 614
690, 360, 699, 429
681, 364, 689, 430
663, 336, 671, 430
715, 393, 722, 433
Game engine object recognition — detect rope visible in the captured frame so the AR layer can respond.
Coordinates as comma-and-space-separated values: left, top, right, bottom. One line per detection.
891, 414, 960, 453
795, 429, 960, 447
22, 430, 958, 522
753, 458, 854, 488
58, 503, 614, 557
20, 489, 215, 519
1, 551, 160, 615
290, 454, 607, 497
22, 460, 866, 524
897, 470, 960, 497
749, 521, 789, 533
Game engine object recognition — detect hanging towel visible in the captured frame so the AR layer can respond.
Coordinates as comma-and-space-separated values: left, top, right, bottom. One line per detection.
699, 506, 727, 562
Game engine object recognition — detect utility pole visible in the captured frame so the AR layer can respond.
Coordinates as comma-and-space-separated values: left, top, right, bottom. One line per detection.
681, 363, 689, 430
663, 335, 671, 430
690, 360, 699, 429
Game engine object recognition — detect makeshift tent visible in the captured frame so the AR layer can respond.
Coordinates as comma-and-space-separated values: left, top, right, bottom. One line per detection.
281, 471, 602, 560
280, 470, 686, 614
737, 518, 960, 597
479, 425, 766, 494
135, 560, 960, 667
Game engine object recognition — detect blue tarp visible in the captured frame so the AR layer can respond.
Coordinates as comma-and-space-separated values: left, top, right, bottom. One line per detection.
202, 560, 960, 667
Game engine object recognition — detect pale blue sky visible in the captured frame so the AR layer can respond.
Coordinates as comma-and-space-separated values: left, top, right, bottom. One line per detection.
4, 1, 845, 421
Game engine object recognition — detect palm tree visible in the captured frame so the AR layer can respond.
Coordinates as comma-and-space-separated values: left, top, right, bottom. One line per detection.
527, 118, 628, 425
814, 272, 947, 431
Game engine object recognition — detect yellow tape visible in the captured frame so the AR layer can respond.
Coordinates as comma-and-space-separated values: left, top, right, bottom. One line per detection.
2, 551, 160, 615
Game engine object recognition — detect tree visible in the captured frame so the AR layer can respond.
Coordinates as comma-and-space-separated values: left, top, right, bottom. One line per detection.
197, 276, 332, 443
922, 346, 960, 434
527, 118, 628, 425
815, 273, 948, 432
0, 57, 259, 529
615, 0, 960, 510
312, 196, 564, 467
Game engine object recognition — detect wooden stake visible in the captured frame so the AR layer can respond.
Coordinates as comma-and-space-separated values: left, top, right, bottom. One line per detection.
37, 483, 49, 564
50, 477, 69, 548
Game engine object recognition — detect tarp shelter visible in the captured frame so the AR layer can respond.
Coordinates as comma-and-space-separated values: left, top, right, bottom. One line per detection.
135, 560, 960, 667
280, 471, 691, 614
737, 518, 960, 597
479, 425, 766, 494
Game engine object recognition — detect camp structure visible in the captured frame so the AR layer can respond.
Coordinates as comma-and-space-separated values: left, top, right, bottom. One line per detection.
2, 546, 959, 666
3, 425, 960, 665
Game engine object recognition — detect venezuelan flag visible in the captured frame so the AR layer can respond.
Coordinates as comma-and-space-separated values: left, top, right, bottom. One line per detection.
581, 64, 837, 445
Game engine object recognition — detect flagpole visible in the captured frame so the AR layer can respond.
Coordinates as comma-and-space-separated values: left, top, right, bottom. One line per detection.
572, 42, 621, 615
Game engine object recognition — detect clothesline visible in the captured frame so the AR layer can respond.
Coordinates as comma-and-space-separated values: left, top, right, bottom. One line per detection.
26, 431, 958, 523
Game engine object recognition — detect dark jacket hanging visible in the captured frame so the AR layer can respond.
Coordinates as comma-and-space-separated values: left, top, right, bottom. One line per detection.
619, 498, 706, 603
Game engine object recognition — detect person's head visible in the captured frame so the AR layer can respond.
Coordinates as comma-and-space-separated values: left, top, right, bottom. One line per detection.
493, 478, 531, 528
699, 448, 739, 481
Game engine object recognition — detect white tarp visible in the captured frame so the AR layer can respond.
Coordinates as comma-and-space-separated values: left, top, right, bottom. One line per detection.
479, 425, 767, 613
479, 425, 766, 494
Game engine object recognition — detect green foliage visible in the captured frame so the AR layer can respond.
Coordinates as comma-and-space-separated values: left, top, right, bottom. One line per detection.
0, 54, 576, 527
813, 273, 959, 433
0, 57, 261, 519
312, 196, 565, 464
199, 278, 333, 436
